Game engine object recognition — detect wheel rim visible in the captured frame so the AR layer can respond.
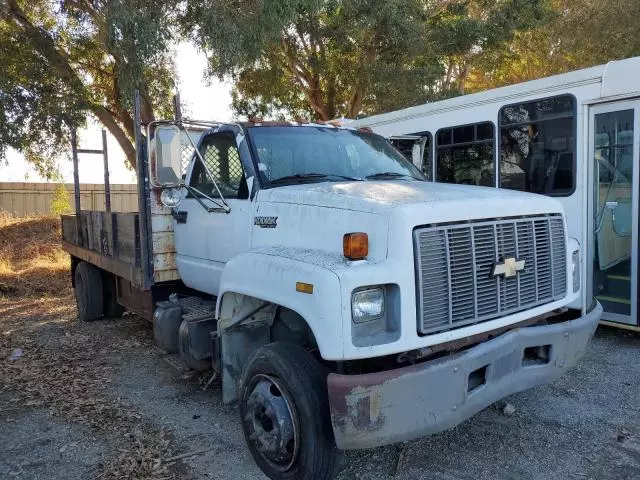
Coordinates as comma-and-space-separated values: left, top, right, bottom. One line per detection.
242, 373, 300, 472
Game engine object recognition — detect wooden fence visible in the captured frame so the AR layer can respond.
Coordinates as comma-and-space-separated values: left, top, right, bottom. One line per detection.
0, 182, 138, 216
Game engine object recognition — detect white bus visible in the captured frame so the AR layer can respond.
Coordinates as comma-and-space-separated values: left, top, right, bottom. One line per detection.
351, 56, 640, 330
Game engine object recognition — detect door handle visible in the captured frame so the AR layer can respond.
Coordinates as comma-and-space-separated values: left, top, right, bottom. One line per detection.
172, 210, 188, 224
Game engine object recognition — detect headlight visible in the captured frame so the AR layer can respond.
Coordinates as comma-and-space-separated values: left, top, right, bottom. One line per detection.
572, 249, 580, 293
160, 188, 183, 208
352, 287, 385, 323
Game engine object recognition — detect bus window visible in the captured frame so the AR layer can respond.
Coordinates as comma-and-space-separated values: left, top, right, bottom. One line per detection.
436, 122, 495, 186
499, 95, 576, 196
389, 132, 432, 180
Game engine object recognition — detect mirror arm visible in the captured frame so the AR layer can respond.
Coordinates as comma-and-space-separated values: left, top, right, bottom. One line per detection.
184, 184, 231, 213
181, 127, 231, 211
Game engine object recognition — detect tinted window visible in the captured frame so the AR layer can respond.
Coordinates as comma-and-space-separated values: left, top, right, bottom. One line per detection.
436, 122, 495, 186
499, 95, 576, 195
189, 132, 247, 198
437, 129, 452, 145
595, 110, 634, 183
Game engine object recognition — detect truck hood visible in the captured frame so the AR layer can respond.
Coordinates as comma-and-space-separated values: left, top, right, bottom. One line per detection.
257, 180, 563, 219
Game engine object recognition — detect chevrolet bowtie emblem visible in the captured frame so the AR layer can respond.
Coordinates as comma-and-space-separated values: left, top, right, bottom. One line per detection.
492, 257, 525, 278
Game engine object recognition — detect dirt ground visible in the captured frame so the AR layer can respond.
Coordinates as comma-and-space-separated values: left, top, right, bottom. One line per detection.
1, 290, 639, 480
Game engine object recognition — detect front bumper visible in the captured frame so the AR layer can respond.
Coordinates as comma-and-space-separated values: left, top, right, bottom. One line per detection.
327, 302, 602, 450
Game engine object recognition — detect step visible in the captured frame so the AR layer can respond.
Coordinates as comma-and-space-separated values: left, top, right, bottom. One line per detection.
601, 274, 631, 298
606, 274, 631, 282
178, 296, 216, 322
597, 296, 632, 316
596, 295, 631, 305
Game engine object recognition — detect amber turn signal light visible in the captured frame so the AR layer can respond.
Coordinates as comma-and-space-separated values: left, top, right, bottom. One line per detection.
343, 232, 368, 260
296, 282, 314, 294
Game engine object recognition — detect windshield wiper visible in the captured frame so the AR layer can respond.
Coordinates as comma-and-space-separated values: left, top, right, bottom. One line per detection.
365, 172, 415, 180
270, 173, 362, 185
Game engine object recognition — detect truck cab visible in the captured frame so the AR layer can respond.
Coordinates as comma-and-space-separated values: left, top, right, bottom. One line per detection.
65, 117, 602, 480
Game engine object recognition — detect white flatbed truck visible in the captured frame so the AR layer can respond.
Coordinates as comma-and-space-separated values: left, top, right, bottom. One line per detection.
61, 97, 602, 479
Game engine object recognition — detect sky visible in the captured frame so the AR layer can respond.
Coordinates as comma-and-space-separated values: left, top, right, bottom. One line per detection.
0, 42, 233, 184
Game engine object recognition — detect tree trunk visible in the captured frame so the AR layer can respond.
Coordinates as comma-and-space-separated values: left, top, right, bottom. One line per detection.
348, 89, 364, 119
91, 107, 137, 162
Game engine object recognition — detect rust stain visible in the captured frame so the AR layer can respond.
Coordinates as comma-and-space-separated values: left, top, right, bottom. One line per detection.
152, 231, 176, 254
154, 252, 177, 271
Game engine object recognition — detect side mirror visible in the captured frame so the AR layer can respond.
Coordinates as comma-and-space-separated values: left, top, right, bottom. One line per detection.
154, 125, 182, 186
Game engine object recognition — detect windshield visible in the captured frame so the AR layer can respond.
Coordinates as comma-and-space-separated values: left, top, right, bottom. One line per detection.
246, 126, 425, 187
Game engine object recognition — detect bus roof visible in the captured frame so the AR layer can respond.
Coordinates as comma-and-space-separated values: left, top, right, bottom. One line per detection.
351, 56, 640, 129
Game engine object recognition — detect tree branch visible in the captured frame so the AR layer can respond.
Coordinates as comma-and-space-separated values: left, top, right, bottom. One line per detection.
91, 105, 136, 164
5, 0, 137, 167
65, 0, 155, 125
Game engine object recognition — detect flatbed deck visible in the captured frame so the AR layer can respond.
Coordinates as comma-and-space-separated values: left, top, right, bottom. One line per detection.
61, 212, 143, 285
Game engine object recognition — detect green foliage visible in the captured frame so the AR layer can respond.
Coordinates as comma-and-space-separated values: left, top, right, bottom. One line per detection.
186, 0, 550, 120
1, 0, 179, 176
0, 6, 86, 178
186, 0, 438, 119
4, 0, 638, 172
464, 0, 640, 91
50, 183, 72, 216
428, 0, 552, 93
103, 0, 178, 119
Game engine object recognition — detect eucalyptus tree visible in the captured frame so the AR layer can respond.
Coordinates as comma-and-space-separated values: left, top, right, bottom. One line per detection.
184, 0, 551, 120
1, 0, 179, 174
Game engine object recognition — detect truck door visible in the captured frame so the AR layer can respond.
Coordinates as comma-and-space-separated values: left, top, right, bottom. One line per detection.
173, 130, 254, 296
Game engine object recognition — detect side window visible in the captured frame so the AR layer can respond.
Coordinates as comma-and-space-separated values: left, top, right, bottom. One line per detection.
436, 122, 494, 186
499, 95, 576, 196
189, 132, 248, 199
390, 132, 432, 180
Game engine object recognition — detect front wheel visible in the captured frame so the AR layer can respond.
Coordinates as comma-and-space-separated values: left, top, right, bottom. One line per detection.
239, 342, 341, 480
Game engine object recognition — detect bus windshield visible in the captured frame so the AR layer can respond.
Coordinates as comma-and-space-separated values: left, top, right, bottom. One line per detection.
246, 126, 425, 187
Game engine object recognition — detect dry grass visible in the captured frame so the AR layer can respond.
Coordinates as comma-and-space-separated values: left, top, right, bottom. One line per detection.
0, 213, 70, 297
0, 213, 181, 478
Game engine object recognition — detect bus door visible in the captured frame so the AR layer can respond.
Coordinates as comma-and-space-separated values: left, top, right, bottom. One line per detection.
589, 100, 640, 325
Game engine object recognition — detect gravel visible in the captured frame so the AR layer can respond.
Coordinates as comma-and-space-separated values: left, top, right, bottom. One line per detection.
1, 293, 639, 479
0, 410, 109, 479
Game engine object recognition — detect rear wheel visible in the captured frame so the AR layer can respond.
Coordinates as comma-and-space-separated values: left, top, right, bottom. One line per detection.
74, 262, 103, 322
239, 342, 341, 480
102, 272, 125, 318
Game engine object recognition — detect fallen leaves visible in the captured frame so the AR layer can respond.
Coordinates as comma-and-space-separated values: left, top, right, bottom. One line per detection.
0, 217, 210, 479
0, 295, 179, 479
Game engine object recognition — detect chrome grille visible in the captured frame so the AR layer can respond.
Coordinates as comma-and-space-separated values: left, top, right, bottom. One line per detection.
414, 215, 566, 334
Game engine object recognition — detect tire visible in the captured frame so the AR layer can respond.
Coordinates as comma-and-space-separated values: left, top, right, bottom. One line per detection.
74, 262, 104, 322
102, 272, 125, 318
239, 342, 341, 480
